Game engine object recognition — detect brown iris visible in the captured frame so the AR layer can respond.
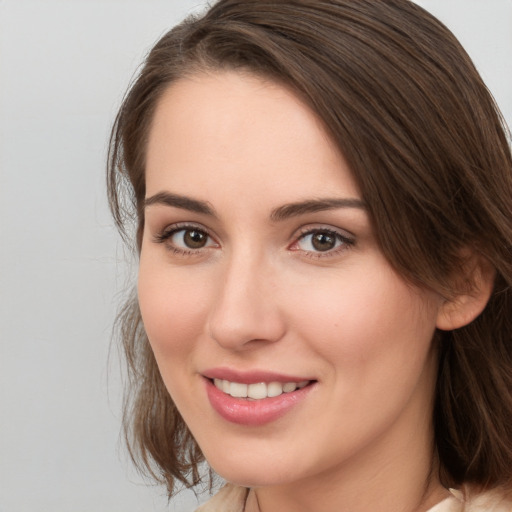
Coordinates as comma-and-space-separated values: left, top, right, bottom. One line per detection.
311, 231, 337, 251
183, 229, 208, 249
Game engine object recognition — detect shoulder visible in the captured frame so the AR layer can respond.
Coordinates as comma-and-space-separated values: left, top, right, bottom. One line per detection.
463, 488, 512, 512
195, 484, 249, 512
434, 488, 512, 512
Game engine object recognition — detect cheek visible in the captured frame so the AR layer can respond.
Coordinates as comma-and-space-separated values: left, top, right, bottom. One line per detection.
284, 264, 439, 368
137, 262, 210, 361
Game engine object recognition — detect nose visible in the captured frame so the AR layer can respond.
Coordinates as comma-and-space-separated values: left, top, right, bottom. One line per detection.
207, 250, 286, 351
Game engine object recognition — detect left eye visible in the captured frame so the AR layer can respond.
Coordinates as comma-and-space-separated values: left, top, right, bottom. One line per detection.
296, 230, 346, 252
169, 228, 215, 250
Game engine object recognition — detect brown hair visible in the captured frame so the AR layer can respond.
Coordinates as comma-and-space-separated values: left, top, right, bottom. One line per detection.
108, 0, 512, 496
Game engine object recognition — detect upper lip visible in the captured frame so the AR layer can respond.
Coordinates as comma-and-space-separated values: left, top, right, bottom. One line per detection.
202, 367, 315, 384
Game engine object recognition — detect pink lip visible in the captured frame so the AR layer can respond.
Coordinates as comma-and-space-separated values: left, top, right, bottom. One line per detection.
203, 370, 316, 426
202, 367, 313, 384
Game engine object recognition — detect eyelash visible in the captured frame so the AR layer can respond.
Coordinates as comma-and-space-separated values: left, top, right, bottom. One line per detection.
153, 224, 355, 258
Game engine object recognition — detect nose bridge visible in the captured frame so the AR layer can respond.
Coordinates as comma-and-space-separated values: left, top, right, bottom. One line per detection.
207, 245, 285, 349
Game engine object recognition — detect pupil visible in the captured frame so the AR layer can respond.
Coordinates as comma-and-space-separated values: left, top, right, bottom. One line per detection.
184, 230, 207, 249
312, 232, 335, 251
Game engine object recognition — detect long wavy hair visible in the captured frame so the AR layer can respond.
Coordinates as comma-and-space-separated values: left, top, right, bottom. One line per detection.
108, 0, 512, 496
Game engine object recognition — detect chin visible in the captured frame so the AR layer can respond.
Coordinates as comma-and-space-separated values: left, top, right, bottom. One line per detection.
207, 452, 300, 488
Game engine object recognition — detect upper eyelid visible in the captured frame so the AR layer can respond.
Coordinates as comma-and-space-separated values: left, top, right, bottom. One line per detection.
294, 223, 355, 240
159, 221, 212, 235
153, 222, 216, 244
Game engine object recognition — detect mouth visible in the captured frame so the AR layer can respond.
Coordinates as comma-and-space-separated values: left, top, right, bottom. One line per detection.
211, 378, 311, 400
202, 372, 317, 426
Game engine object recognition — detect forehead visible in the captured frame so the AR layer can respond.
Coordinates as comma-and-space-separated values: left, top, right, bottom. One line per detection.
145, 70, 360, 204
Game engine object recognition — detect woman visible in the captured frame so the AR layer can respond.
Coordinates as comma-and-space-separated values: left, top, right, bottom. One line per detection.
107, 1, 512, 510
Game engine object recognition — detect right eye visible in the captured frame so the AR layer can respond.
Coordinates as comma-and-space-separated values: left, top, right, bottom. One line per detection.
154, 225, 218, 254
171, 228, 212, 249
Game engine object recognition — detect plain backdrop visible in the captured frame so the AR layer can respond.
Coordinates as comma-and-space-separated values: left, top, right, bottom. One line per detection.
1, 1, 511, 511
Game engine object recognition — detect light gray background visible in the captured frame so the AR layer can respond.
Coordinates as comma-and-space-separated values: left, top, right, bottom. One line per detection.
1, 1, 511, 511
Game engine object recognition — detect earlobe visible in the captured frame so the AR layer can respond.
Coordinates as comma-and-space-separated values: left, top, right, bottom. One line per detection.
436, 255, 496, 331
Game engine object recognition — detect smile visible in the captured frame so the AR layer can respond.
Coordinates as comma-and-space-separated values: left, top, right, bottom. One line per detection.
213, 379, 310, 400
205, 375, 316, 426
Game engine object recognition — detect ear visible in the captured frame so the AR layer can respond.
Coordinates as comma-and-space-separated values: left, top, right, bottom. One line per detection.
436, 253, 496, 331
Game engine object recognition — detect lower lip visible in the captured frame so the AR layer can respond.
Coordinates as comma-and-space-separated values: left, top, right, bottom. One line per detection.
205, 379, 315, 426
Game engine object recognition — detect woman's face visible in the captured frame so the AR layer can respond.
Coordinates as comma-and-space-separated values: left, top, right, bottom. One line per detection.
139, 71, 444, 490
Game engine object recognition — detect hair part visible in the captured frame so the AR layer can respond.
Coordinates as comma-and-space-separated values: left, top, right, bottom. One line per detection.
108, 0, 512, 496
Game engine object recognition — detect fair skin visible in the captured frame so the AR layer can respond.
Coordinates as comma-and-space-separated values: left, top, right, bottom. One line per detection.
138, 70, 452, 512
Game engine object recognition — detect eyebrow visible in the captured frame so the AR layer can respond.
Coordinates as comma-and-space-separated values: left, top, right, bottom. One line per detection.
144, 191, 366, 220
270, 198, 366, 221
144, 191, 216, 217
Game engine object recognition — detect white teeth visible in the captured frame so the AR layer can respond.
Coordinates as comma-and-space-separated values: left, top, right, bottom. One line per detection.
230, 382, 248, 398
283, 382, 297, 392
247, 382, 267, 399
267, 382, 283, 397
213, 379, 310, 399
